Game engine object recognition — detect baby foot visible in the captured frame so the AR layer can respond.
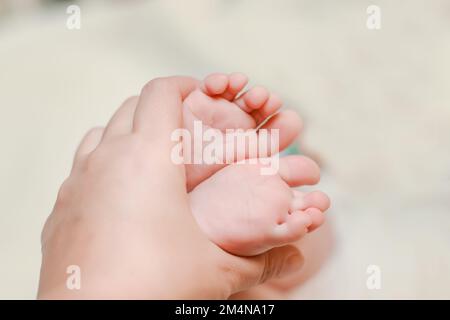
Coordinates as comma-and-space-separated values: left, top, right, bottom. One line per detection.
189, 155, 330, 256
182, 73, 302, 191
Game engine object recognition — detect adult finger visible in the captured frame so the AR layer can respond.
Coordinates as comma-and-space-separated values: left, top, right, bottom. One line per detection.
223, 245, 304, 295
132, 76, 199, 145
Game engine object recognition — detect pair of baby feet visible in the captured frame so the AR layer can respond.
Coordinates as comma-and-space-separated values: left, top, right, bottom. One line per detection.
182, 73, 330, 256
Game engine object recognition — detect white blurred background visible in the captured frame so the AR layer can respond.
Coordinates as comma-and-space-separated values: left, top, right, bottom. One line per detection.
0, 0, 449, 299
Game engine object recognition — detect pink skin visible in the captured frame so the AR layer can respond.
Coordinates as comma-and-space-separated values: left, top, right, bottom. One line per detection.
189, 156, 330, 256
38, 76, 309, 299
53, 73, 328, 298
184, 73, 329, 256
231, 222, 335, 299
183, 72, 302, 191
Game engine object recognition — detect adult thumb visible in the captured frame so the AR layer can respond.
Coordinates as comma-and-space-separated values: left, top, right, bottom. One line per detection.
132, 76, 199, 143
225, 245, 304, 296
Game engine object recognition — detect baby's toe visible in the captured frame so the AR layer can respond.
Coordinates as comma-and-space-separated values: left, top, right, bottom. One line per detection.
259, 110, 303, 153
278, 155, 321, 187
252, 93, 283, 125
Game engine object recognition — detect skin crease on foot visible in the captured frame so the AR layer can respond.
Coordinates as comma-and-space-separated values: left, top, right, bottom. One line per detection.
183, 73, 330, 256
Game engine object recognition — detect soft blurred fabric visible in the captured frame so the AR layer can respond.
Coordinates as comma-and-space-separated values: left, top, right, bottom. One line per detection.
0, 0, 449, 299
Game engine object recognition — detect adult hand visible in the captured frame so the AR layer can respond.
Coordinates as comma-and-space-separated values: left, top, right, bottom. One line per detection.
38, 76, 304, 299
